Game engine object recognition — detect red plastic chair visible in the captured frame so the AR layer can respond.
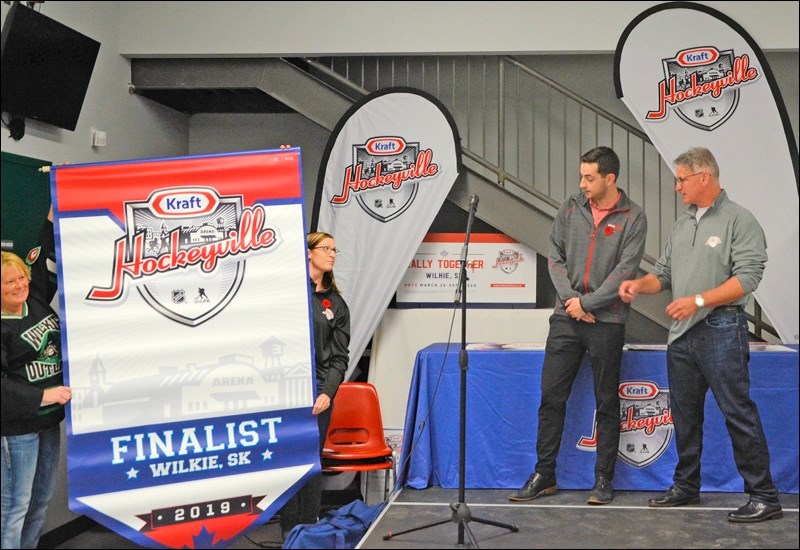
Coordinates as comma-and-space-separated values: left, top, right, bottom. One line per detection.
322, 382, 396, 500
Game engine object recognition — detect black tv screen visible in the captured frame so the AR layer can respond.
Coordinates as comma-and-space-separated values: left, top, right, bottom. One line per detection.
1, 2, 100, 131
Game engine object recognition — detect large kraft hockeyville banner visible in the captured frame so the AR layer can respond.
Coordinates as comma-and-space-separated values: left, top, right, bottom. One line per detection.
52, 149, 319, 549
615, 1, 799, 343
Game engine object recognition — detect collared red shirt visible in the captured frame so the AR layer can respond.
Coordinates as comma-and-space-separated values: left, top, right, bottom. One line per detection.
589, 191, 622, 227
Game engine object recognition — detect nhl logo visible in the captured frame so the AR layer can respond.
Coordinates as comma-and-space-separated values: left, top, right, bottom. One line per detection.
171, 289, 186, 304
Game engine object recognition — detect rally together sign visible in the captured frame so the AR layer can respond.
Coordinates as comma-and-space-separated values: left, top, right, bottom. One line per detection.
396, 233, 537, 306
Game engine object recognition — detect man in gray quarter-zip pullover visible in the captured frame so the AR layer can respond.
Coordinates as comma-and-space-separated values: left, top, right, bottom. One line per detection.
619, 147, 782, 523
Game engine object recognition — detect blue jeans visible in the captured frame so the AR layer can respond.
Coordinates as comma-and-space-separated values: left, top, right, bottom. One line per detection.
666, 307, 779, 504
1, 424, 61, 549
536, 314, 625, 481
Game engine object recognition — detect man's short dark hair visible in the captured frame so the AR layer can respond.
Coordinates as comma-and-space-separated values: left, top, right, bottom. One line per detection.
581, 146, 620, 179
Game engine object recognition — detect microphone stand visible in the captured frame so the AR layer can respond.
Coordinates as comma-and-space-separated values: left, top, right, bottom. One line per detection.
383, 195, 518, 548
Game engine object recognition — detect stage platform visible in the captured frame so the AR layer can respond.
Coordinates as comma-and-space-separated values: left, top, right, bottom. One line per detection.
49, 485, 798, 549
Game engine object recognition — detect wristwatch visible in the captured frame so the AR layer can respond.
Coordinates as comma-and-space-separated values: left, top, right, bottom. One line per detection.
694, 294, 705, 308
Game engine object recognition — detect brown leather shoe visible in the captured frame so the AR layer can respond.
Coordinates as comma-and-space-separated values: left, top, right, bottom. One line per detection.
587, 476, 613, 505
508, 472, 557, 502
648, 485, 700, 508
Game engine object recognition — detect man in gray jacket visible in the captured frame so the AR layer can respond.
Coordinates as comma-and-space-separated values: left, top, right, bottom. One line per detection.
619, 147, 782, 523
509, 146, 647, 505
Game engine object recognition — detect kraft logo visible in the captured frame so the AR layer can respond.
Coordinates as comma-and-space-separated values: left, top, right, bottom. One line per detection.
147, 187, 220, 218
619, 381, 658, 399
676, 47, 720, 66
366, 136, 406, 155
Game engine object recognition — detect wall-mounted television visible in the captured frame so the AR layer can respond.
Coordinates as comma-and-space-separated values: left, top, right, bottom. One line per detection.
1, 2, 101, 133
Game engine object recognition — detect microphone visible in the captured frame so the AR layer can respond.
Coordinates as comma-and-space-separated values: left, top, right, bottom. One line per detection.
459, 194, 479, 264
455, 194, 480, 303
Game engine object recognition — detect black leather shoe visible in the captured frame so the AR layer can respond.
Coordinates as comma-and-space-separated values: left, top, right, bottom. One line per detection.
587, 476, 613, 505
508, 472, 557, 502
728, 501, 783, 523
648, 485, 700, 507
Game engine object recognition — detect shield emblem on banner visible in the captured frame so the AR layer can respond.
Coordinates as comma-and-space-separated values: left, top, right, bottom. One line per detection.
352, 139, 420, 222
494, 248, 522, 274
125, 188, 245, 326
618, 382, 672, 468
661, 47, 739, 131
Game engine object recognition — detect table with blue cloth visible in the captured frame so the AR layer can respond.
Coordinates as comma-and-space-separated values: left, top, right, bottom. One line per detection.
399, 343, 798, 493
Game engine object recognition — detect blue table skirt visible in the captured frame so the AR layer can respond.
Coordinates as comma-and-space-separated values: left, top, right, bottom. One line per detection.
399, 343, 799, 493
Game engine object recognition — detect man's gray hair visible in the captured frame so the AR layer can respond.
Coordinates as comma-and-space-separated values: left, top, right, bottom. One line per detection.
674, 147, 720, 178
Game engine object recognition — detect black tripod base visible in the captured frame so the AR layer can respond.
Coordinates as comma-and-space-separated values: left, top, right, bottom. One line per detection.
383, 502, 518, 548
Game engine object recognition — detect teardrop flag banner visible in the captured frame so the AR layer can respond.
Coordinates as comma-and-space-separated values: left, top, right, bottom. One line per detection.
53, 148, 319, 548
615, 1, 799, 343
312, 87, 462, 378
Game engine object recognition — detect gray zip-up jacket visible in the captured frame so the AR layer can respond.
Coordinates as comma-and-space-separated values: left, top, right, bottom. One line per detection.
652, 189, 766, 343
549, 188, 647, 324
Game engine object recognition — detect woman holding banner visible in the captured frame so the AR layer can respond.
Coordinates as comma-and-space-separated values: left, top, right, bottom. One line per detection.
1, 206, 72, 549
280, 231, 350, 539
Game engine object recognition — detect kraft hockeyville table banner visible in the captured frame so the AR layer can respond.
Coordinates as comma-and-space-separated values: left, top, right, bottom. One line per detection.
399, 343, 799, 493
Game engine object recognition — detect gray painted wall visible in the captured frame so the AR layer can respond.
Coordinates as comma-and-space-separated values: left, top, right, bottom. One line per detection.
117, 1, 799, 55
188, 114, 329, 225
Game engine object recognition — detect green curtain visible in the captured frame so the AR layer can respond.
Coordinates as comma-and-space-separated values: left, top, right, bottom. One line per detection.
1, 151, 51, 257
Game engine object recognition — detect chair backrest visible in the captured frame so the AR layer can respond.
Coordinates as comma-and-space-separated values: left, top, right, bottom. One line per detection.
324, 382, 391, 458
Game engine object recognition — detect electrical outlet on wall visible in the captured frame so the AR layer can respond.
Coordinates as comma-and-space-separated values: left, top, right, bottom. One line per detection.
91, 127, 107, 147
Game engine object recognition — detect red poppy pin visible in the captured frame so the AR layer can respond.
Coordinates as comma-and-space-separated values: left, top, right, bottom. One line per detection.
604, 225, 614, 236
321, 298, 334, 320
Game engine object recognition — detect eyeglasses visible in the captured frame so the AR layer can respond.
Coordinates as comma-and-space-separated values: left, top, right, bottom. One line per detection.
674, 172, 704, 185
312, 245, 340, 255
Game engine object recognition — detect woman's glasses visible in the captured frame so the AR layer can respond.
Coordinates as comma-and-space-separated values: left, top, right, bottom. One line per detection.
312, 245, 340, 255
